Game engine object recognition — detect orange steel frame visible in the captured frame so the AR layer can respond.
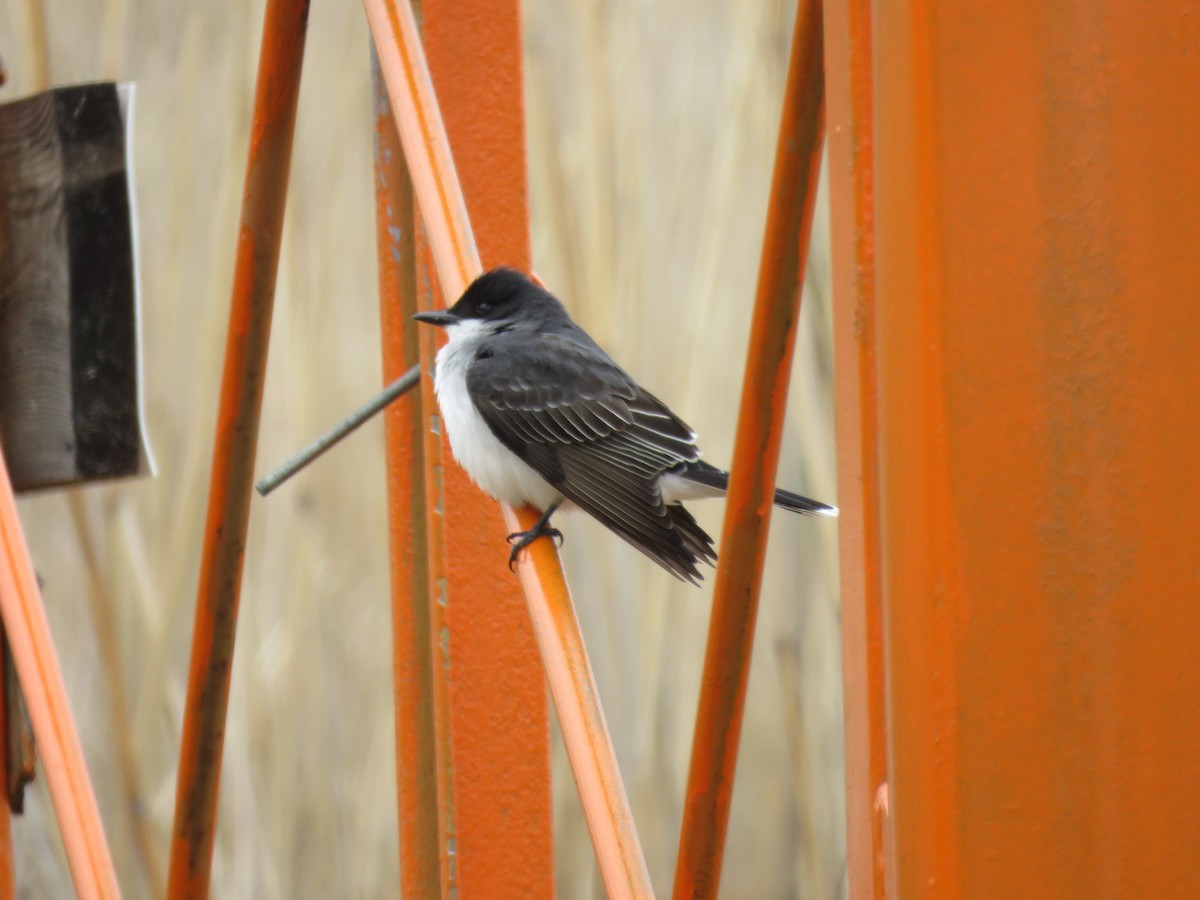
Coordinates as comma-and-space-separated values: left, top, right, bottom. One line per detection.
153, 0, 1200, 899
168, 0, 821, 897
0, 452, 119, 898
865, 1, 1200, 896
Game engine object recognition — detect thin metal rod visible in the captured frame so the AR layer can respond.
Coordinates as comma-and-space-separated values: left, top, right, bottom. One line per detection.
673, 1, 826, 897
0, 448, 120, 899
255, 365, 420, 496
371, 45, 443, 899
167, 1, 310, 896
502, 505, 653, 900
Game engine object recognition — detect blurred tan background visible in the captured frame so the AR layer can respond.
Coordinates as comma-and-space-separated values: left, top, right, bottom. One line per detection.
0, 0, 842, 896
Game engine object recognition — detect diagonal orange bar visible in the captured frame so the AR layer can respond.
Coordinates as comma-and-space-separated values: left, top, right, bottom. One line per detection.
503, 505, 653, 900
370, 0, 553, 894
874, 1, 1200, 894
371, 50, 443, 899
364, 0, 479, 301
167, 1, 310, 896
366, 0, 653, 892
673, 1, 826, 896
372, 0, 557, 892
0, 451, 119, 898
823, 0, 889, 896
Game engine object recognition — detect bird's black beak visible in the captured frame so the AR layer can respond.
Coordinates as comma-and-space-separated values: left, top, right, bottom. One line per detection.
412, 310, 460, 327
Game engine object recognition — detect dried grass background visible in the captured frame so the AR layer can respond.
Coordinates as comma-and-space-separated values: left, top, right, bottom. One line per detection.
0, 0, 842, 896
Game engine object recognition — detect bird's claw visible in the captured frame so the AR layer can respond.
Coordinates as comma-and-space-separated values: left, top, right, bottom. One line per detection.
506, 525, 564, 571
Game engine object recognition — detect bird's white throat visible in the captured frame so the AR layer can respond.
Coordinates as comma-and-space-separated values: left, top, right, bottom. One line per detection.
433, 320, 563, 511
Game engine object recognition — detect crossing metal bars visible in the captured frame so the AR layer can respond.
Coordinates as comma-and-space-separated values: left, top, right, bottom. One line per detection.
0, 449, 119, 898
369, 0, 558, 893
170, 0, 825, 895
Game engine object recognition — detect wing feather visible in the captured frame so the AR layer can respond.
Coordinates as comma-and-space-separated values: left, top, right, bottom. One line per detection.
465, 332, 714, 580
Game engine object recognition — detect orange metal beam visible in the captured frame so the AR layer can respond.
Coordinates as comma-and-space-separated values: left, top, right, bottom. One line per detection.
411, 230, 461, 895
372, 51, 442, 899
418, 3, 554, 894
874, 1, 1200, 895
366, 1, 555, 894
823, 0, 888, 897
503, 505, 653, 899
673, 2, 825, 897
0, 451, 119, 898
167, 1, 310, 896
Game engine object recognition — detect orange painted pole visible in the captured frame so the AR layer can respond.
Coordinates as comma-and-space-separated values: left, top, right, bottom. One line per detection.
504, 506, 653, 899
823, 0, 889, 897
673, 2, 825, 897
365, 1, 554, 894
415, 3, 556, 887
371, 50, 443, 899
0, 451, 119, 898
167, 1, 310, 896
411, 231, 462, 896
874, 2, 1200, 895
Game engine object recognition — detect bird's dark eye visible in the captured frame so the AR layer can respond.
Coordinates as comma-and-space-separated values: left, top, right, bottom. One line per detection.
476, 301, 492, 314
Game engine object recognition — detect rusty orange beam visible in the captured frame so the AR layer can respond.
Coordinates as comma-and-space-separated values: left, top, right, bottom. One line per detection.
371, 49, 443, 899
673, 1, 826, 897
824, 0, 888, 896
367, 0, 556, 894
416, 3, 556, 891
167, 1, 310, 896
0, 450, 119, 898
504, 505, 653, 899
874, 1, 1200, 895
410, 230, 462, 895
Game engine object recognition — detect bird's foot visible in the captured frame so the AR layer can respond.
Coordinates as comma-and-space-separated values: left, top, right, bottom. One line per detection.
506, 523, 564, 571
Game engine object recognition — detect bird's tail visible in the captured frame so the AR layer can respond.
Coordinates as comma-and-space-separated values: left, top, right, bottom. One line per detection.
676, 461, 838, 517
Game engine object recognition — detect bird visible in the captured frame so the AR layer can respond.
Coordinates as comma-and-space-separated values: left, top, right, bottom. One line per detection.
412, 267, 836, 584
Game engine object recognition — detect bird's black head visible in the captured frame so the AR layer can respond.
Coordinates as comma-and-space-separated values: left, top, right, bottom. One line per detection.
412, 267, 571, 332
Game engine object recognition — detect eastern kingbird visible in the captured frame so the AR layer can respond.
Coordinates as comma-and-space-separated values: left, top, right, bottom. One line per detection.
413, 267, 836, 584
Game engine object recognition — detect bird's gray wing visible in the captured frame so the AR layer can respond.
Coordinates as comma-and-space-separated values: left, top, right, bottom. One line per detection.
466, 332, 716, 582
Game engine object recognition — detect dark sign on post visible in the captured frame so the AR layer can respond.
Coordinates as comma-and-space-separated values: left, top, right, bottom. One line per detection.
0, 81, 151, 492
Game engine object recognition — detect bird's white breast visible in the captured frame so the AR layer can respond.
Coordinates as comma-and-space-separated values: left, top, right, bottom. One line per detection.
433, 322, 562, 511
